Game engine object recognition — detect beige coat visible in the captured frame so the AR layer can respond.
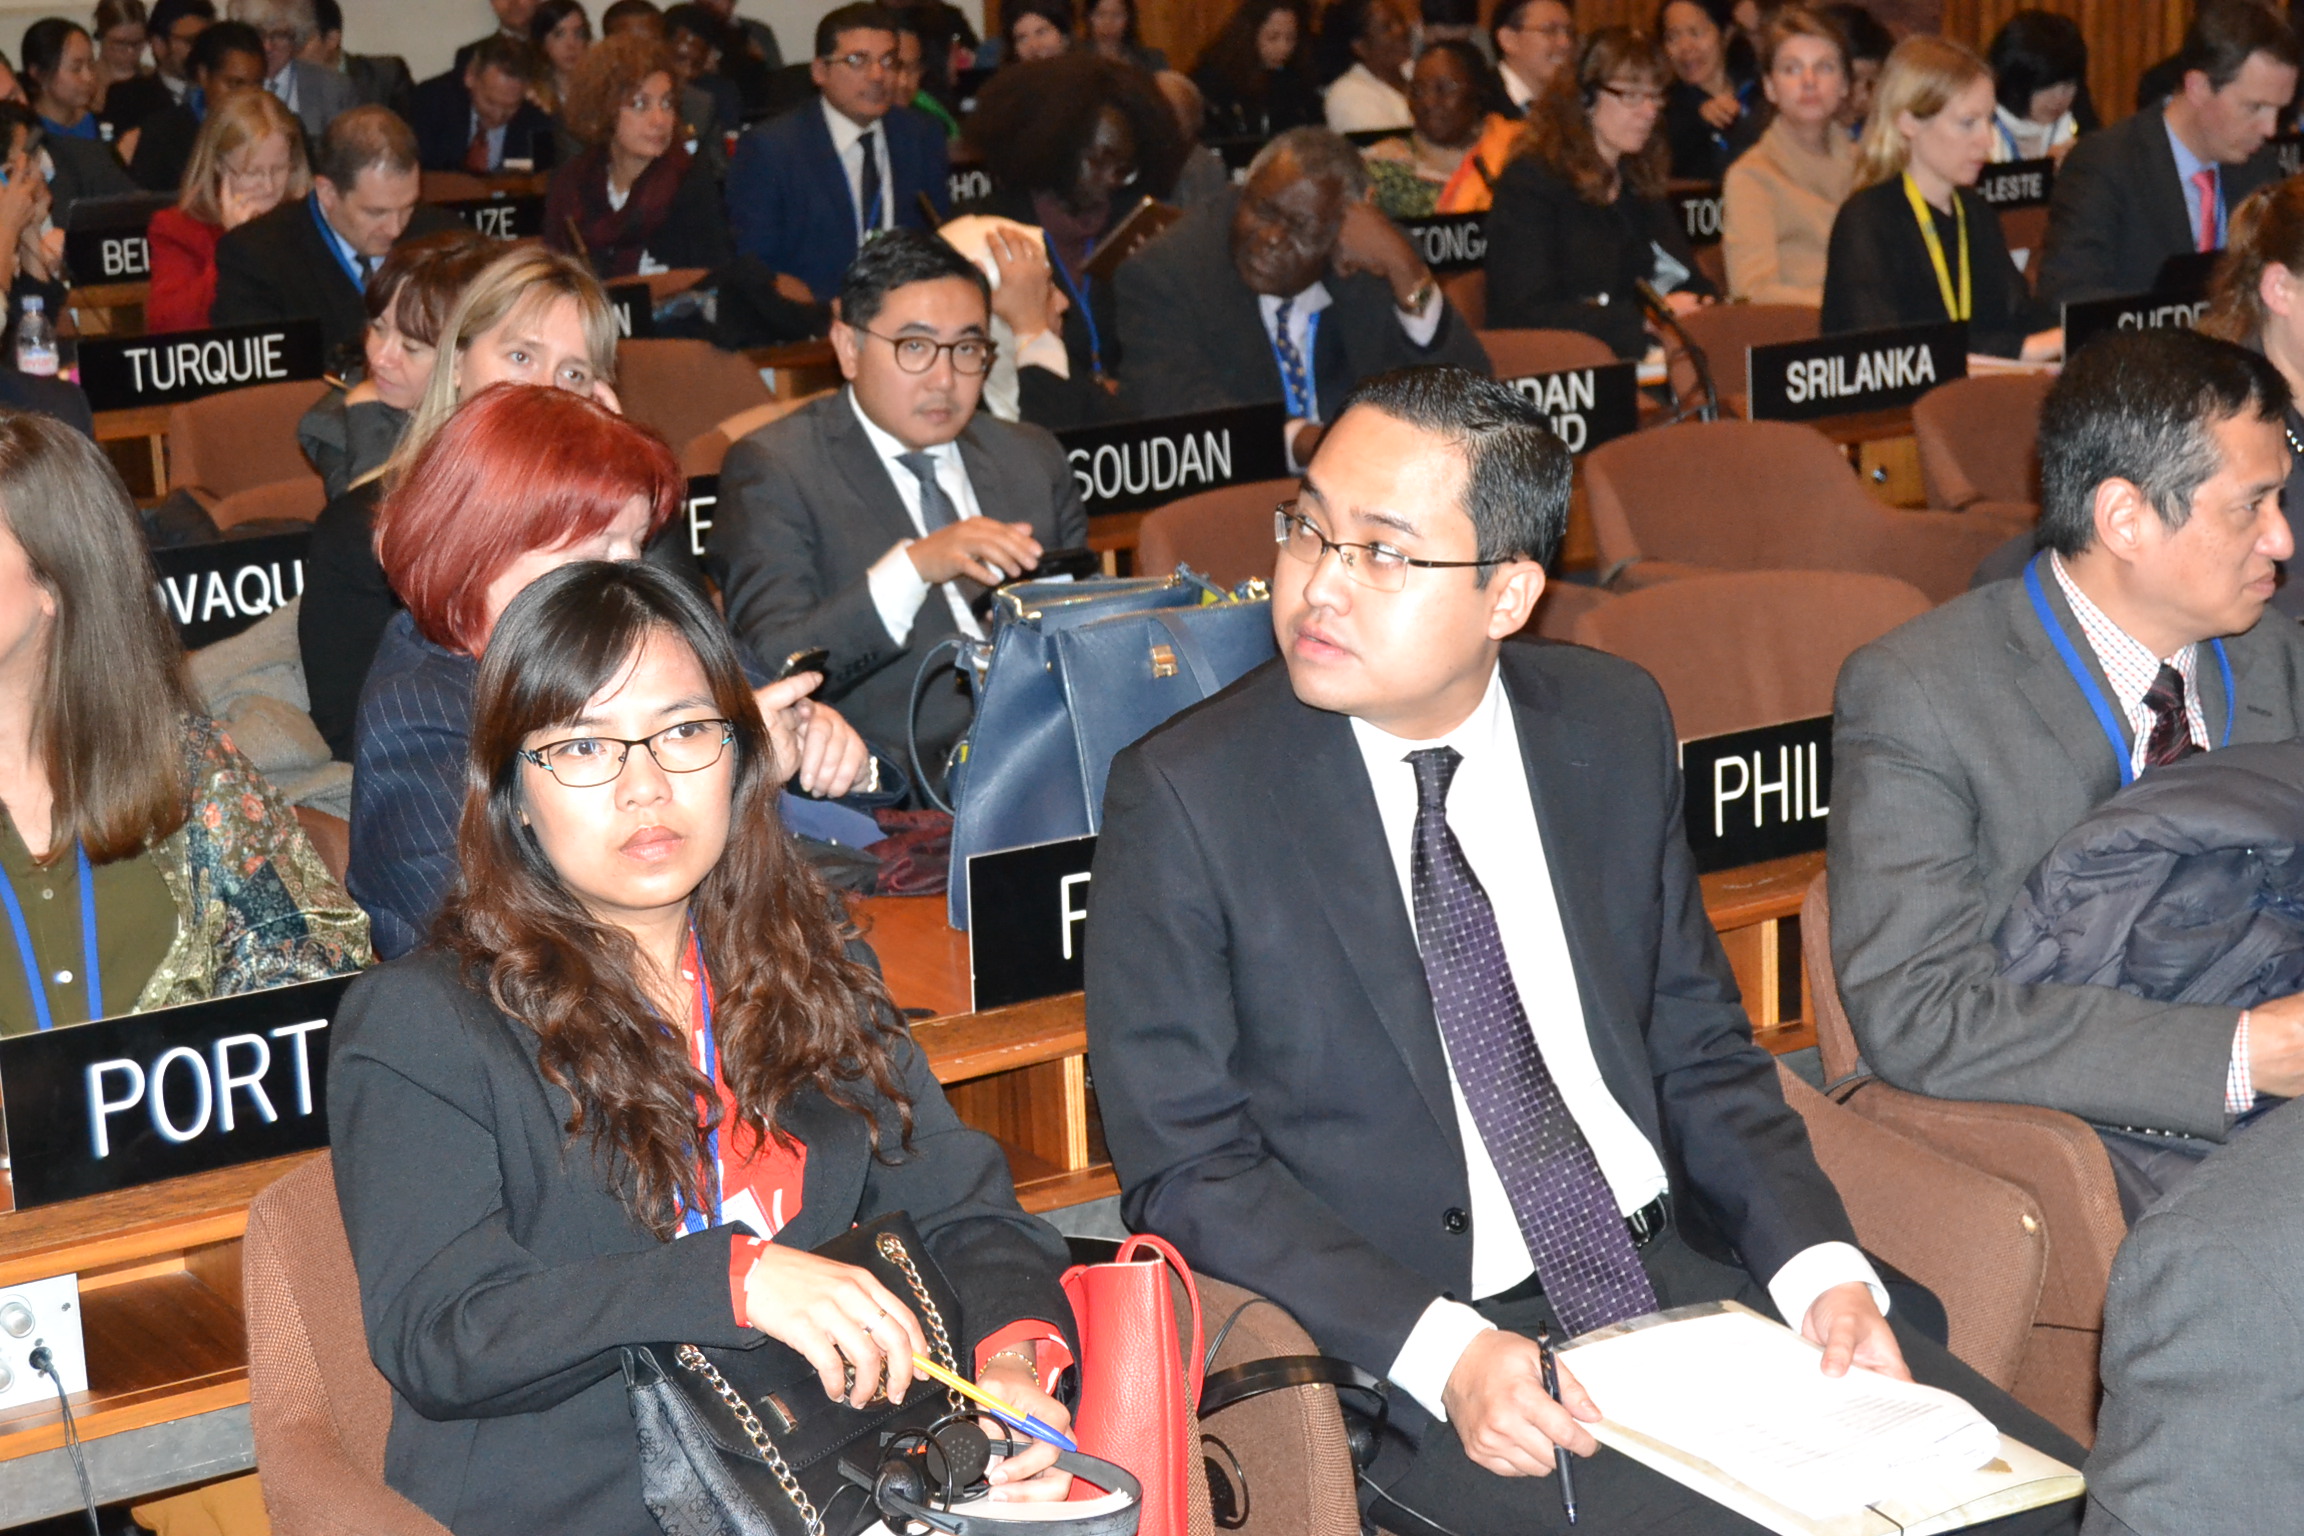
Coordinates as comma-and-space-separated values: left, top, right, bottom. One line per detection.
1721, 117, 1856, 306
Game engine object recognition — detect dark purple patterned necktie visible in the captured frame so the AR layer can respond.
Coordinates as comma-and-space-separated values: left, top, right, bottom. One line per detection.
1407, 746, 1659, 1336
2142, 663, 2200, 770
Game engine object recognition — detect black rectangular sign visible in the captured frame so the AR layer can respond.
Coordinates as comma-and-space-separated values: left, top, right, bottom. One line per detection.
948, 165, 993, 206
607, 281, 656, 340
1396, 213, 1485, 274
1679, 715, 1831, 874
685, 473, 718, 559
1972, 157, 2054, 209
151, 529, 310, 648
1675, 184, 1723, 247
0, 975, 350, 1209
1499, 360, 1639, 454
1058, 402, 1289, 517
2062, 287, 2209, 356
64, 216, 154, 282
438, 194, 547, 240
78, 319, 325, 411
966, 835, 1095, 1011
1745, 320, 1966, 422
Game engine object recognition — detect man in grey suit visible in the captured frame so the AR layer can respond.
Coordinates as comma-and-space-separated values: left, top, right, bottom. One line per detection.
705, 230, 1087, 801
1830, 328, 2304, 1217
232, 0, 359, 142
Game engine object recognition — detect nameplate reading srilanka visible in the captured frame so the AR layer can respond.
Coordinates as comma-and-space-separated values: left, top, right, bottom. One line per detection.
63, 208, 159, 282
1499, 360, 1638, 454
684, 474, 718, 559
2062, 285, 2210, 357
1675, 184, 1723, 247
1057, 403, 1288, 518
1745, 320, 1965, 423
966, 836, 1096, 1011
78, 318, 325, 412
151, 529, 310, 648
1971, 157, 2054, 209
1679, 715, 1831, 874
1396, 213, 1486, 274
438, 193, 547, 240
607, 281, 656, 340
0, 974, 351, 1208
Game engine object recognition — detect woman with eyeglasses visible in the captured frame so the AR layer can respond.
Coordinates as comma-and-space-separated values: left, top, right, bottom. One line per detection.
543, 31, 732, 280
1484, 28, 1713, 358
1362, 39, 1517, 218
145, 86, 306, 332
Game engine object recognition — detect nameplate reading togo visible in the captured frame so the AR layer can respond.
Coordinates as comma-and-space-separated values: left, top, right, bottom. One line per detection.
150, 529, 310, 649
607, 281, 656, 340
0, 974, 349, 1208
77, 319, 325, 411
1057, 403, 1288, 517
1679, 715, 1830, 874
1972, 157, 2054, 209
1499, 361, 1638, 454
685, 473, 718, 559
1675, 185, 1722, 248
1395, 213, 1485, 274
63, 211, 158, 282
966, 835, 1095, 1011
1745, 320, 1965, 422
438, 194, 546, 240
2062, 286, 2208, 357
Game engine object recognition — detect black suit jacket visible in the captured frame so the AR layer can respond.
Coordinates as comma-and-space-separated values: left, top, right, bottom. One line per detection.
1485, 156, 1715, 359
127, 101, 196, 192
702, 391, 1088, 772
2036, 106, 2285, 309
1085, 644, 1857, 1423
211, 194, 459, 353
1821, 180, 2043, 358
407, 69, 558, 172
1114, 188, 1490, 422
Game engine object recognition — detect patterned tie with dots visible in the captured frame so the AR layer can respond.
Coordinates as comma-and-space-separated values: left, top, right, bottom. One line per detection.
1406, 746, 1660, 1337
2142, 663, 2200, 769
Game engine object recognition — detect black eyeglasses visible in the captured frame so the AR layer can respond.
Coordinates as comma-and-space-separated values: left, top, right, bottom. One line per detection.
1274, 505, 1507, 593
860, 328, 997, 376
519, 719, 735, 787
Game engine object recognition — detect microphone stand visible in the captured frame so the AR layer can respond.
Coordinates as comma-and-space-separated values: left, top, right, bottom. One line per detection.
1636, 280, 1719, 424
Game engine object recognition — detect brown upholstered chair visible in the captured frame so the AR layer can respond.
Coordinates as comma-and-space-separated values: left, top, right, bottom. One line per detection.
210, 474, 327, 531
166, 378, 332, 504
1804, 873, 2124, 1445
1570, 570, 1928, 739
1528, 580, 1613, 639
1476, 328, 1616, 380
680, 394, 822, 478
293, 808, 350, 885
1439, 268, 1484, 329
1911, 372, 2054, 511
245, 1155, 452, 1536
616, 337, 775, 463
1135, 478, 1294, 589
1998, 206, 2051, 290
1581, 418, 2030, 602
1195, 1277, 1361, 1536
1666, 302, 1818, 416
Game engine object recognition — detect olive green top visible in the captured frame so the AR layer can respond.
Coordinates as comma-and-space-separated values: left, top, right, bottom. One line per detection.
0, 816, 175, 1036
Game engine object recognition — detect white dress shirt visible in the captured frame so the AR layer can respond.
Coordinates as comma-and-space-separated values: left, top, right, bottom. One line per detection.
1354, 664, 1883, 1419
268, 61, 300, 114
1259, 281, 1443, 468
1323, 61, 1413, 133
823, 98, 896, 245
854, 390, 989, 645
1499, 62, 1539, 112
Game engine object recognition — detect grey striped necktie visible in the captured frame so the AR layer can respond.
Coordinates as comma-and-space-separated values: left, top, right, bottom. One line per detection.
896, 449, 986, 611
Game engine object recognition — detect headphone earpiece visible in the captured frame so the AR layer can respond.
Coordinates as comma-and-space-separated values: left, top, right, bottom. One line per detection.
875, 1453, 928, 1511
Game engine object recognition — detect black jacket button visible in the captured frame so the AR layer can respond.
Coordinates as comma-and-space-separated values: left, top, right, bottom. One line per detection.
1443, 1207, 1469, 1234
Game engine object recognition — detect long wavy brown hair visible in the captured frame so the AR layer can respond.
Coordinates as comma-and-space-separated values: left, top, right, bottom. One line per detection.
1518, 26, 1670, 205
2202, 179, 2304, 347
434, 561, 910, 1237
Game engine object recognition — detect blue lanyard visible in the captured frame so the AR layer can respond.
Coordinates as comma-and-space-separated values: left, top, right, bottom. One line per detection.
1271, 310, 1321, 420
2023, 552, 2233, 786
0, 842, 103, 1031
309, 195, 365, 290
678, 930, 723, 1237
1046, 233, 1103, 378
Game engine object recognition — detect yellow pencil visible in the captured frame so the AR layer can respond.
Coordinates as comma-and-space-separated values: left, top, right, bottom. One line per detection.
910, 1353, 1078, 1451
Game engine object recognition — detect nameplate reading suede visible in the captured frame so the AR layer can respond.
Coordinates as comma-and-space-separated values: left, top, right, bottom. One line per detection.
606, 281, 656, 340
1396, 213, 1485, 274
966, 835, 1096, 1011
2062, 287, 2209, 357
78, 319, 324, 411
1057, 403, 1288, 517
150, 530, 310, 648
1972, 157, 2054, 209
1499, 360, 1638, 454
1745, 320, 1966, 422
1675, 185, 1722, 247
437, 194, 546, 240
684, 474, 718, 559
0, 975, 350, 1208
1679, 716, 1831, 874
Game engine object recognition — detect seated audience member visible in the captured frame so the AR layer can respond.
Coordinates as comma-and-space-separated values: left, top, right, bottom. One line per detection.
683, 0, 777, 115
0, 413, 366, 1037
1156, 69, 1231, 208
1118, 127, 1487, 458
1831, 327, 2304, 1219
698, 0, 781, 74
2200, 180, 2304, 598
231, 0, 356, 142
456, 0, 539, 70
1364, 40, 1516, 217
1721, 6, 1854, 306
890, 7, 954, 139
146, 85, 304, 330
2035, 0, 2295, 311
1987, 9, 2088, 163
1659, 0, 1755, 179
1000, 0, 1073, 64
212, 105, 458, 353
531, 0, 591, 120
127, 16, 263, 191
310, 0, 412, 115
1419, 0, 1481, 52
662, 4, 745, 138
331, 554, 1071, 1536
1084, 0, 1164, 73
0, 105, 63, 303
1820, 37, 2060, 360
599, 0, 726, 166
543, 32, 731, 278
1192, 0, 1321, 140
1822, 0, 1888, 135
727, 4, 948, 305
411, 33, 557, 173
1317, 0, 1412, 133
1084, 365, 2086, 1536
105, 0, 210, 134
23, 18, 137, 210
705, 231, 1083, 803
1492, 0, 1575, 113
1484, 29, 1712, 358
91, 0, 151, 132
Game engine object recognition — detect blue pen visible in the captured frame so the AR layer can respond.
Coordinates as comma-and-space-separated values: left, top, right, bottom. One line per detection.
911, 1352, 1079, 1452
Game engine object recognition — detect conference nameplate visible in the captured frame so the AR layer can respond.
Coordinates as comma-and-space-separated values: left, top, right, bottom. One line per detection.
64, 213, 156, 283
966, 835, 1095, 1011
78, 318, 325, 412
438, 193, 546, 240
1972, 157, 2054, 209
1676, 185, 1722, 248
151, 529, 310, 648
684, 473, 719, 559
948, 165, 993, 206
1396, 213, 1485, 274
1745, 320, 1966, 423
1500, 360, 1638, 453
1059, 403, 1288, 517
2274, 131, 2304, 178
0, 974, 351, 1209
607, 281, 656, 339
2062, 286, 2209, 356
1679, 715, 1830, 874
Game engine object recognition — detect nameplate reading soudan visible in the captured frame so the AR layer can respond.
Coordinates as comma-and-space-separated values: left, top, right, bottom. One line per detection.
1500, 360, 1638, 454
77, 318, 325, 412
149, 529, 311, 649
2062, 287, 2209, 357
1972, 157, 2054, 209
1395, 213, 1486, 273
1679, 715, 1830, 874
606, 281, 656, 340
1676, 185, 1723, 247
438, 194, 546, 240
1057, 403, 1288, 518
1745, 320, 1966, 423
0, 974, 351, 1208
966, 835, 1095, 1012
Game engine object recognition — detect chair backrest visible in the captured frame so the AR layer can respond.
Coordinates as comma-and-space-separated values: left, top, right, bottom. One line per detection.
616, 338, 774, 464
1135, 477, 1294, 589
1911, 372, 2054, 510
1999, 206, 2051, 287
1804, 871, 1867, 1087
681, 393, 819, 479
166, 378, 332, 499
1667, 303, 1818, 409
1528, 579, 1613, 640
1439, 268, 1484, 330
294, 807, 350, 884
1583, 417, 1877, 574
211, 474, 327, 531
1195, 1276, 1361, 1536
1476, 327, 1617, 381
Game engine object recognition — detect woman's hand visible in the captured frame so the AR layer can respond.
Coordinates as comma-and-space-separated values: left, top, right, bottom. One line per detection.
219, 175, 273, 230
975, 1359, 1075, 1501
2020, 326, 2064, 364
775, 271, 817, 306
1665, 288, 1705, 315
986, 226, 1065, 344
1698, 90, 1742, 131
740, 1245, 931, 1408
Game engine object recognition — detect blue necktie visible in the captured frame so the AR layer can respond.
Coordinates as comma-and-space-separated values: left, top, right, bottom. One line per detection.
1271, 296, 1313, 419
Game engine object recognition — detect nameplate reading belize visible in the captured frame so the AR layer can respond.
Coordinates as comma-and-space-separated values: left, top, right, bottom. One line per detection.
684, 473, 719, 559
1396, 213, 1485, 273
1057, 402, 1288, 517
1972, 156, 2054, 209
63, 204, 160, 282
150, 529, 311, 648
1676, 184, 1722, 247
1745, 320, 1966, 423
606, 281, 656, 339
966, 835, 1096, 1011
2062, 285, 2209, 357
77, 318, 325, 412
1679, 715, 1831, 874
0, 974, 350, 1207
438, 193, 546, 240
1499, 360, 1638, 454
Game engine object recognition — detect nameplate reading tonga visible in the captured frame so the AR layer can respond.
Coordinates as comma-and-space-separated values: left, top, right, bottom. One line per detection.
0, 974, 351, 1208
1396, 213, 1486, 274
1745, 320, 1966, 423
684, 473, 719, 559
150, 529, 311, 648
1675, 185, 1723, 247
1971, 157, 2054, 209
2062, 285, 2209, 357
438, 193, 547, 240
966, 836, 1096, 1011
1679, 715, 1831, 874
607, 281, 656, 339
1058, 403, 1288, 517
1499, 360, 1638, 454
77, 318, 325, 412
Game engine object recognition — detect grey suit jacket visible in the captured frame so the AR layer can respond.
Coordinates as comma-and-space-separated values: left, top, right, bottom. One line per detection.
1829, 569, 2304, 1138
703, 390, 1088, 770
2083, 1097, 2304, 1536
284, 59, 360, 143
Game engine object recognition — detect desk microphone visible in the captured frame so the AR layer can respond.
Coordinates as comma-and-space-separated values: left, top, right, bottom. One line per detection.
1634, 279, 1719, 425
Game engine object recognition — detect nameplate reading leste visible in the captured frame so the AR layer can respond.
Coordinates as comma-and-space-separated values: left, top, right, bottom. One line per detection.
1745, 320, 1966, 423
1679, 715, 1831, 874
1500, 360, 1638, 454
684, 474, 719, 559
1059, 403, 1288, 518
1972, 157, 2054, 209
79, 318, 325, 412
966, 836, 1096, 1012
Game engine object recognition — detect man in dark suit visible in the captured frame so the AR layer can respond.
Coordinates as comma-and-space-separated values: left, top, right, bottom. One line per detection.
128, 20, 266, 193
451, 0, 538, 71
212, 105, 457, 352
725, 3, 949, 304
104, 0, 213, 134
2035, 0, 2296, 310
1115, 126, 1488, 468
1492, 0, 1573, 112
408, 35, 556, 173
705, 230, 1085, 797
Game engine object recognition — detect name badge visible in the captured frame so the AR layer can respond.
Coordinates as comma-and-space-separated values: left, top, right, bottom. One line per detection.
1746, 320, 1966, 421
607, 281, 656, 340
684, 473, 718, 559
1057, 403, 1289, 517
151, 530, 309, 649
437, 193, 546, 240
0, 975, 350, 1209
966, 835, 1095, 1010
1499, 360, 1638, 454
1972, 157, 2054, 209
1395, 213, 1486, 274
78, 319, 325, 412
2062, 288, 2209, 357
1676, 185, 1723, 248
1679, 716, 1831, 874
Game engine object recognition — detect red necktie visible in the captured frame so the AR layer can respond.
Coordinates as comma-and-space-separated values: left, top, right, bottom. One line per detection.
465, 126, 492, 174
2193, 167, 2219, 253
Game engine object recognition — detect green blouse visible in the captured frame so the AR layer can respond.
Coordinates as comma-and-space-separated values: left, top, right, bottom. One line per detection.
0, 817, 174, 1035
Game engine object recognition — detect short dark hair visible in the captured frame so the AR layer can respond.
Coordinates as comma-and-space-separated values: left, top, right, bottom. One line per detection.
836, 228, 991, 331
189, 19, 262, 75
1988, 9, 2085, 116
0, 101, 43, 162
663, 2, 726, 48
601, 0, 663, 34
314, 101, 419, 188
310, 0, 341, 36
148, 0, 216, 35
1004, 0, 1076, 45
465, 32, 539, 81
2037, 328, 2290, 556
1491, 0, 1563, 53
1337, 366, 1572, 571
815, 2, 898, 59
2179, 0, 2299, 90
1817, 0, 1888, 65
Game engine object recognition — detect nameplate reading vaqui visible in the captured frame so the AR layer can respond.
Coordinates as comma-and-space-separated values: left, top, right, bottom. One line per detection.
966, 835, 1095, 1012
1745, 320, 1965, 423
1972, 157, 2054, 209
1396, 213, 1486, 273
1679, 715, 1830, 874
607, 281, 656, 339
684, 474, 719, 559
1675, 184, 1722, 247
1058, 402, 1288, 517
77, 318, 325, 412
1499, 361, 1638, 454
0, 974, 350, 1208
2062, 285, 2209, 357
151, 529, 310, 648
438, 193, 546, 240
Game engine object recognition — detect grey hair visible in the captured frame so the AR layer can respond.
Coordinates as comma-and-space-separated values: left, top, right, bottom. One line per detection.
1245, 125, 1370, 200
228, 0, 315, 42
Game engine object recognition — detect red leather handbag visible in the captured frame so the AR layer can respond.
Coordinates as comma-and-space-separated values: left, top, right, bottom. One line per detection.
1060, 1235, 1207, 1536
